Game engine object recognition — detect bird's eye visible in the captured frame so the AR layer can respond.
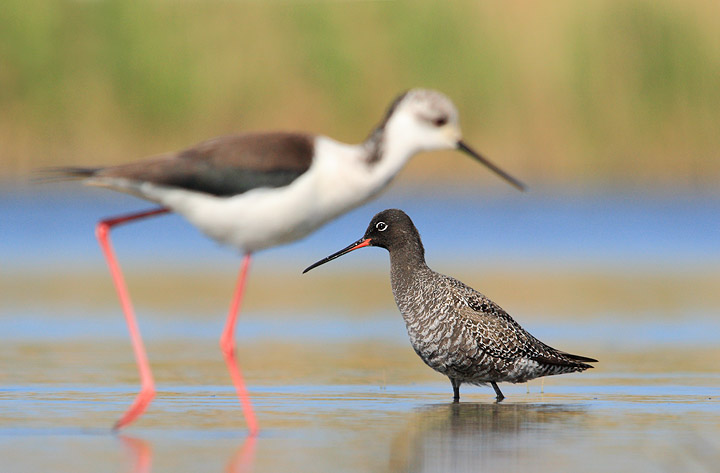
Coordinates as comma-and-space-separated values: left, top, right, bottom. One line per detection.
376, 222, 388, 232
433, 116, 448, 127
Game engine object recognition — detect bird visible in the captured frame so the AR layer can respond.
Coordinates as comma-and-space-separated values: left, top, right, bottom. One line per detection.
303, 209, 596, 402
45, 89, 525, 432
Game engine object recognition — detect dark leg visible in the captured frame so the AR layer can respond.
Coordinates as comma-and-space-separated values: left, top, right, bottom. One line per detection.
450, 378, 461, 402
96, 207, 170, 430
219, 253, 259, 436
491, 381, 505, 402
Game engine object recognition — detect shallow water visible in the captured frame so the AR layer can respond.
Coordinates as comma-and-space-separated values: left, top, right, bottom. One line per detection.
2, 189, 719, 471
2, 308, 719, 473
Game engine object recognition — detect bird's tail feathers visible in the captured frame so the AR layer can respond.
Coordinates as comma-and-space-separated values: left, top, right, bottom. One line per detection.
532, 350, 597, 370
561, 352, 598, 364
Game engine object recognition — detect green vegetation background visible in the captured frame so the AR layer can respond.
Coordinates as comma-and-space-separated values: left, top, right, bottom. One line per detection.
2, 0, 718, 189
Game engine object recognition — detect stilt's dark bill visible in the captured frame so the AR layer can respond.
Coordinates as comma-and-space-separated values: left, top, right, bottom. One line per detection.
456, 140, 526, 191
302, 238, 372, 273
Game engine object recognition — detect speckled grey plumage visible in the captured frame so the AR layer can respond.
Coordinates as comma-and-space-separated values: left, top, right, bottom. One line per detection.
304, 208, 596, 401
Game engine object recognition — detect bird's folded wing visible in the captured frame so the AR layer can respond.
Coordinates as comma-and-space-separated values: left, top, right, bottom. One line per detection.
96, 132, 315, 196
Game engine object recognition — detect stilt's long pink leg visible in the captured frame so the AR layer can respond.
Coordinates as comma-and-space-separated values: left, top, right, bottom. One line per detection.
219, 253, 259, 436
96, 207, 170, 430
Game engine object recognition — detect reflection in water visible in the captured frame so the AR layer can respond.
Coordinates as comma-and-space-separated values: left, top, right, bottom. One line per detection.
225, 434, 257, 473
120, 435, 152, 473
118, 433, 257, 473
389, 403, 588, 473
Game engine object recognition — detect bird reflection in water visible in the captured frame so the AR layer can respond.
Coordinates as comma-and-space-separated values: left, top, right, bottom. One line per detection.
119, 435, 152, 473
388, 403, 588, 473
118, 433, 257, 473
225, 434, 257, 473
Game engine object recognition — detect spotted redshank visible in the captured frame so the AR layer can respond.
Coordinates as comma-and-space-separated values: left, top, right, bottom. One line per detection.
303, 209, 596, 401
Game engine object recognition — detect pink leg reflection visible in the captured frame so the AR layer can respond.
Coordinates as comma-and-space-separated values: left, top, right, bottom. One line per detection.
225, 434, 258, 473
119, 435, 153, 473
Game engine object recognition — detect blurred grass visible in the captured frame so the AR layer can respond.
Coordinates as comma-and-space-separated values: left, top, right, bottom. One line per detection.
1, 0, 719, 188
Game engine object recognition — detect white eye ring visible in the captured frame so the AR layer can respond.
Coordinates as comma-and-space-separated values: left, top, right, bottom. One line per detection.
376, 221, 388, 232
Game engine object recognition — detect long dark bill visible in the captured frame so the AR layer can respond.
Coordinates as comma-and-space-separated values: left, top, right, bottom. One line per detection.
457, 141, 526, 191
302, 238, 372, 274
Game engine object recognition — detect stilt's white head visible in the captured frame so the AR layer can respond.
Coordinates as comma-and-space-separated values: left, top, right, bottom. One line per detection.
375, 89, 525, 191
382, 89, 462, 153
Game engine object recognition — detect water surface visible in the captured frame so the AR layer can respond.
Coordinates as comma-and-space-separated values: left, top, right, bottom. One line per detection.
2, 188, 719, 472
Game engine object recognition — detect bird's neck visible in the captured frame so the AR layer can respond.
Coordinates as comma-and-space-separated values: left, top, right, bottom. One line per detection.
388, 240, 430, 299
360, 118, 424, 186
